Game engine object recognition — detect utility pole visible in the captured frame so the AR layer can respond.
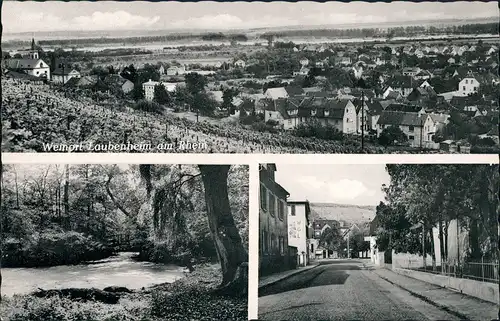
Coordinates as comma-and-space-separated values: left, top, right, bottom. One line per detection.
422, 223, 426, 268
361, 91, 365, 151
420, 116, 424, 150
456, 219, 460, 275
347, 232, 350, 259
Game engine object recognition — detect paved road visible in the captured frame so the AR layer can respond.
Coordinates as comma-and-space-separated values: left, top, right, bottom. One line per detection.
258, 260, 461, 321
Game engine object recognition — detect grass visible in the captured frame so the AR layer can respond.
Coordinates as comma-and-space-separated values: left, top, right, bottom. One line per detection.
0, 264, 247, 321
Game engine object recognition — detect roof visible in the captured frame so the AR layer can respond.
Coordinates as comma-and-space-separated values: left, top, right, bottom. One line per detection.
4, 70, 44, 81
385, 103, 423, 113
52, 67, 80, 76
285, 86, 305, 96
366, 100, 384, 115
6, 58, 43, 70
386, 75, 415, 89
377, 111, 427, 127
265, 87, 288, 99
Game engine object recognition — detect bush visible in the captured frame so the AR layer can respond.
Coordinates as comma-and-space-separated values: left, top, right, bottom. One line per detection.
2, 230, 113, 267
131, 100, 164, 114
378, 125, 408, 146
293, 120, 344, 141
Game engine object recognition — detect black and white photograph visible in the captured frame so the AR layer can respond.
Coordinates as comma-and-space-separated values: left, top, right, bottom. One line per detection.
1, 1, 499, 154
0, 164, 249, 320
258, 163, 499, 320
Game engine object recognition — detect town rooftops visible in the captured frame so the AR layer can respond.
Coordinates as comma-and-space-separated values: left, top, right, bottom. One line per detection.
377, 111, 427, 127
385, 103, 424, 113
52, 67, 79, 76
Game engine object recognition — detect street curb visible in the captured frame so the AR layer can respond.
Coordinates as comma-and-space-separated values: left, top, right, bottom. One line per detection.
258, 264, 320, 290
374, 271, 472, 321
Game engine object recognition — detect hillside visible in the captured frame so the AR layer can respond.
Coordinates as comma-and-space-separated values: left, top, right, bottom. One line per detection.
310, 203, 376, 225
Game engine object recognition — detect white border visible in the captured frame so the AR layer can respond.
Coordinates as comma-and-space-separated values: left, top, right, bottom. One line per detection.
2, 152, 498, 321
2, 153, 498, 165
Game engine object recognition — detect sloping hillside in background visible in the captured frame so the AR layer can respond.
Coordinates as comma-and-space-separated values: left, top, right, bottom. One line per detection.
310, 203, 376, 225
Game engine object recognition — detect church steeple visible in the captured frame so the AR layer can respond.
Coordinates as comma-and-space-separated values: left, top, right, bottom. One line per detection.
29, 37, 39, 60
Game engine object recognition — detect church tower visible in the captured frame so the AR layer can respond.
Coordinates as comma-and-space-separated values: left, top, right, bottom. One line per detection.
29, 38, 39, 59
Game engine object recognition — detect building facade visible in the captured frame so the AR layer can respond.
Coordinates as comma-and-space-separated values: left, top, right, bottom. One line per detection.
287, 201, 311, 266
259, 164, 293, 276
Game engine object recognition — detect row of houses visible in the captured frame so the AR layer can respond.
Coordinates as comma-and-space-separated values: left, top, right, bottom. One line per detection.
259, 164, 372, 276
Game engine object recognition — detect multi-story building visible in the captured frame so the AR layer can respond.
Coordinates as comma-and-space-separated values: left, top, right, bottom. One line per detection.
287, 201, 311, 266
259, 164, 292, 276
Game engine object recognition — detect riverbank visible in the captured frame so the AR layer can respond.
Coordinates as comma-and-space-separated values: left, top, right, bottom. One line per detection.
0, 263, 247, 321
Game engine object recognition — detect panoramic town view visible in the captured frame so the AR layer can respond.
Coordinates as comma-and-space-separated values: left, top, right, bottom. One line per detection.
1, 1, 498, 153
0, 164, 249, 320
258, 163, 499, 320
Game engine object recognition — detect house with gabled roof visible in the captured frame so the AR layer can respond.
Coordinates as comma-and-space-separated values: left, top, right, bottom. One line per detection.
376, 111, 434, 148
299, 98, 357, 134
264, 86, 304, 100
386, 75, 415, 97
5, 38, 51, 80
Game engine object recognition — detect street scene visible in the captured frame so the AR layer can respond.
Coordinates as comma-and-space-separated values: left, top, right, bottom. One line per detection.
2, 1, 499, 153
258, 163, 499, 321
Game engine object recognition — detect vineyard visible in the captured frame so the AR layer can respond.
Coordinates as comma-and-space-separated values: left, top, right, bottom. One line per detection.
2, 78, 390, 154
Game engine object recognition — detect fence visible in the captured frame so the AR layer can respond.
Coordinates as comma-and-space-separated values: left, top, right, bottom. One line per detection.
404, 257, 499, 284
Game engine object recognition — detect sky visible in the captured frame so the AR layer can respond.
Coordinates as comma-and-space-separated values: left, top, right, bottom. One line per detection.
2, 1, 497, 33
274, 164, 390, 206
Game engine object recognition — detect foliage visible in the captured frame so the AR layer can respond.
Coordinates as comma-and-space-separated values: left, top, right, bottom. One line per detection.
319, 227, 342, 252
131, 100, 163, 114
378, 126, 408, 146
153, 83, 170, 106
377, 164, 499, 264
293, 120, 344, 141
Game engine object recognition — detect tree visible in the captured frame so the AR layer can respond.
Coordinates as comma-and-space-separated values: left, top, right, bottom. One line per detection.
139, 165, 248, 295
319, 226, 342, 253
185, 73, 207, 96
153, 83, 171, 106
222, 88, 238, 115
199, 165, 247, 293
378, 126, 408, 146
131, 83, 145, 101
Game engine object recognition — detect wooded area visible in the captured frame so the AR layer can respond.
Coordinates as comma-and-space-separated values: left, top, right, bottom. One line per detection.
0, 164, 249, 320
375, 164, 499, 270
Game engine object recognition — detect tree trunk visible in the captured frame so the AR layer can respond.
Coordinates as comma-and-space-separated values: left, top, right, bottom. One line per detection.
438, 220, 445, 274
444, 220, 449, 261
429, 229, 436, 271
64, 164, 70, 229
198, 165, 248, 296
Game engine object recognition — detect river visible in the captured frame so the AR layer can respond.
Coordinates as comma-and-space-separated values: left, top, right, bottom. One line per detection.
2, 252, 185, 296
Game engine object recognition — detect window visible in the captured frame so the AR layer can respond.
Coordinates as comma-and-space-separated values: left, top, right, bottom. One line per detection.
271, 233, 276, 252
465, 79, 468, 84
269, 192, 276, 217
262, 230, 268, 253
409, 135, 415, 140
260, 185, 267, 211
279, 236, 285, 255
409, 126, 414, 132
278, 201, 285, 221
463, 86, 466, 91
474, 87, 477, 91
310, 244, 314, 253
290, 205, 296, 216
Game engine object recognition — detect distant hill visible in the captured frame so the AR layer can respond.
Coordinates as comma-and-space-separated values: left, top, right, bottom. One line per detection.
310, 203, 376, 225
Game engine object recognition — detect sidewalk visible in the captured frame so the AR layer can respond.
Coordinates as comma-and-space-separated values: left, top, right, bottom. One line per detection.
372, 267, 498, 320
259, 263, 319, 289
